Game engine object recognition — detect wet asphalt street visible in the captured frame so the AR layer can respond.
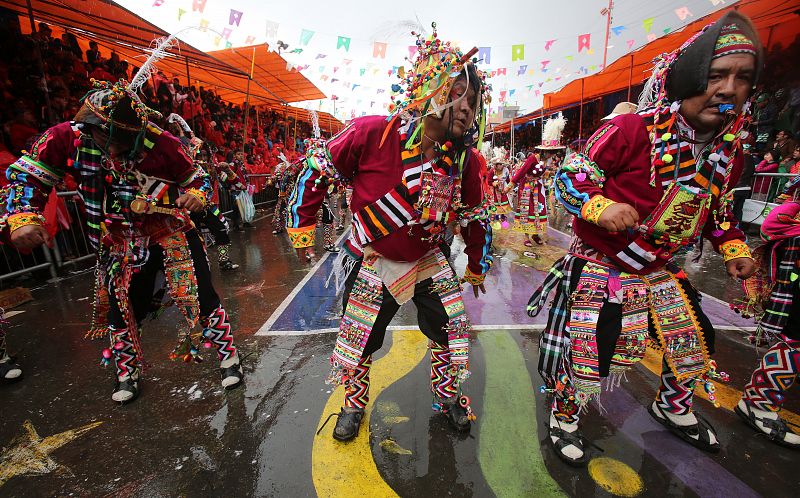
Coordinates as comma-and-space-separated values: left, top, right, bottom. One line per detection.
0, 209, 797, 497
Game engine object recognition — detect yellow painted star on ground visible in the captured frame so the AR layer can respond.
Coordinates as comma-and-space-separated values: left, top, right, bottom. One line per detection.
0, 420, 102, 487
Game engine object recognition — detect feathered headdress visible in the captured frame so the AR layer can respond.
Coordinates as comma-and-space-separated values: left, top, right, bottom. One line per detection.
379, 23, 490, 151
537, 113, 566, 150
75, 35, 178, 143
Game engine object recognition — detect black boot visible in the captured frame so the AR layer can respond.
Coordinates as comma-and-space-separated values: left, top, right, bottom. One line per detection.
112, 371, 140, 404
332, 407, 364, 441
0, 358, 23, 384
438, 396, 472, 432
220, 362, 244, 390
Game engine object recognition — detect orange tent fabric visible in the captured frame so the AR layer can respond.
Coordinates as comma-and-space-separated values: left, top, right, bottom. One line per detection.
544, 0, 800, 111
206, 45, 325, 105
495, 0, 800, 133
4, 0, 325, 105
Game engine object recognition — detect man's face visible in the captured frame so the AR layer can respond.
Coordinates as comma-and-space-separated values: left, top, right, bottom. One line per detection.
776, 130, 787, 142
424, 77, 478, 142
679, 53, 755, 134
89, 127, 134, 159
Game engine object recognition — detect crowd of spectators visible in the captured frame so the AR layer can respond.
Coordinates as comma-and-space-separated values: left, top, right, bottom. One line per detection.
0, 17, 316, 187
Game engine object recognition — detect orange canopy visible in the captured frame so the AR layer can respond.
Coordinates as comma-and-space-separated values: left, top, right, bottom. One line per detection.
3, 0, 325, 105
495, 0, 800, 133
206, 45, 325, 105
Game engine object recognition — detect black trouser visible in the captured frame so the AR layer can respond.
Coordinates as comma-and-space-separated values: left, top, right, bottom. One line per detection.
342, 259, 449, 357
107, 230, 221, 328
191, 209, 231, 246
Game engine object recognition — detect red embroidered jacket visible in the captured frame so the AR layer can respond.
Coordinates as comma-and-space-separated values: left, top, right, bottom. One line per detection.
3, 121, 212, 242
553, 113, 750, 274
287, 115, 493, 282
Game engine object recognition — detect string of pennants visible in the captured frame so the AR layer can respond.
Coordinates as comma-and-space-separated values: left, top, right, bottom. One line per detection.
151, 0, 714, 62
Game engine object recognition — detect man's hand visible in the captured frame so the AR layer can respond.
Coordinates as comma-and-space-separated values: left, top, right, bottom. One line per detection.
596, 202, 639, 233
503, 183, 515, 194
726, 257, 756, 280
176, 193, 204, 212
471, 283, 486, 299
10, 224, 50, 251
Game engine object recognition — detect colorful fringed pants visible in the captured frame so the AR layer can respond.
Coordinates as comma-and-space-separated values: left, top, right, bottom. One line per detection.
430, 341, 459, 399
344, 355, 372, 409
105, 230, 238, 369
0, 322, 11, 363
217, 244, 233, 264
656, 357, 697, 415
334, 251, 471, 409
273, 198, 287, 233
202, 305, 238, 364
110, 327, 139, 380
551, 356, 699, 421
742, 339, 800, 412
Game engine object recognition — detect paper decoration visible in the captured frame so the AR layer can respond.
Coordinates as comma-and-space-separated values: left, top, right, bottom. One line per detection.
627, 39, 635, 49
611, 26, 626, 36
540, 60, 550, 70
152, 0, 164, 6
200, 19, 209, 31
226, 41, 233, 49
266, 20, 279, 38
674, 7, 692, 21
222, 28, 232, 40
192, 0, 206, 14
511, 44, 525, 61
337, 36, 351, 51
230, 9, 243, 26
408, 45, 418, 60
245, 36, 255, 45
478, 47, 492, 65
331, 78, 338, 83
177, 8, 186, 20
544, 39, 556, 51
509, 89, 516, 96
321, 75, 329, 81
373, 42, 387, 59
290, 48, 303, 54
214, 36, 221, 47
578, 33, 591, 52
642, 17, 654, 33
343, 59, 352, 65
360, 68, 366, 76
663, 27, 672, 35
517, 65, 528, 75
710, 0, 726, 5
300, 29, 315, 46
315, 53, 326, 59
333, 67, 339, 73
496, 68, 507, 76
647, 33, 657, 42
499, 90, 507, 101
535, 90, 541, 97
565, 55, 574, 61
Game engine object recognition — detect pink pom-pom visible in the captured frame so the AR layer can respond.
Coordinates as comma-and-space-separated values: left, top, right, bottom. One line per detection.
102, 348, 113, 359
575, 172, 587, 182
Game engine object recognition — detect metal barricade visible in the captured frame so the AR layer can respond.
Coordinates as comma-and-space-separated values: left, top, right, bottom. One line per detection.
49, 191, 96, 268
247, 174, 278, 208
750, 172, 795, 202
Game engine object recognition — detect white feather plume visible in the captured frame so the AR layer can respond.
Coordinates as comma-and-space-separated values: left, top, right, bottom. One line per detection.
542, 113, 566, 144
310, 110, 321, 139
128, 35, 180, 95
167, 113, 192, 132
